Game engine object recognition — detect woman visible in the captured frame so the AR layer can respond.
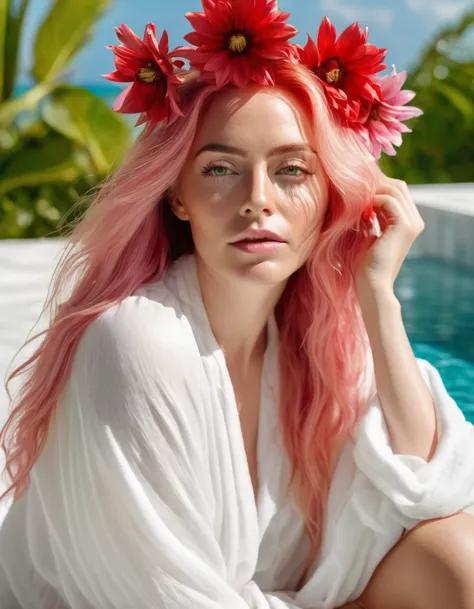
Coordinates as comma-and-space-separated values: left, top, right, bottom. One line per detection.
1, 2, 474, 608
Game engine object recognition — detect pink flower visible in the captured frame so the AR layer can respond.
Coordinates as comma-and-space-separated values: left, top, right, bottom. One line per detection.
356, 65, 423, 158
102, 24, 185, 132
178, 0, 298, 88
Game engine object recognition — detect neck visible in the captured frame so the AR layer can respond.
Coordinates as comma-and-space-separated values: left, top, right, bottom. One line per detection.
195, 256, 285, 370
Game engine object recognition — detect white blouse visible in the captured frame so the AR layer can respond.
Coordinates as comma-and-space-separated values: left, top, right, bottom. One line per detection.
1, 253, 474, 609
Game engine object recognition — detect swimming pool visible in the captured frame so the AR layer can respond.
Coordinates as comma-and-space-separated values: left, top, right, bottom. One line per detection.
395, 257, 474, 424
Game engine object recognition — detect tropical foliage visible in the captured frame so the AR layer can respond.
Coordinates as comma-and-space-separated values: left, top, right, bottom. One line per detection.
381, 10, 474, 183
0, 0, 131, 238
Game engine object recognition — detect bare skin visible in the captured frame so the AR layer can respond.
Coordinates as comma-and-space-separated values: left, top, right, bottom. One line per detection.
172, 87, 474, 608
341, 512, 474, 608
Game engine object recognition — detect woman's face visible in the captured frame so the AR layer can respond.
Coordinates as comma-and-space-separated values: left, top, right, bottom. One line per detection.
174, 86, 329, 285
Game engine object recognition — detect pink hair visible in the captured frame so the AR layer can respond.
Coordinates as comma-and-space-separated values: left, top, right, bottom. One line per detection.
1, 63, 380, 586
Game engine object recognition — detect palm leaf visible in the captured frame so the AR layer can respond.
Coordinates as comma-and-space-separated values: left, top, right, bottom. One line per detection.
42, 85, 131, 174
0, 135, 81, 196
1, 0, 30, 101
32, 0, 113, 83
0, 0, 8, 100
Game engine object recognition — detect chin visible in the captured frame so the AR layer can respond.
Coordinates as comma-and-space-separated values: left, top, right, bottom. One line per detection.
228, 256, 298, 287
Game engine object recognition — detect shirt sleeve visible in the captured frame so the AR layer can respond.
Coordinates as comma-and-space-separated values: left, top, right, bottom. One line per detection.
353, 357, 474, 528
4, 295, 309, 609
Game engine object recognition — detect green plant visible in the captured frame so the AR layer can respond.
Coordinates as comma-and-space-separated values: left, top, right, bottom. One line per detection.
0, 0, 131, 238
381, 11, 474, 183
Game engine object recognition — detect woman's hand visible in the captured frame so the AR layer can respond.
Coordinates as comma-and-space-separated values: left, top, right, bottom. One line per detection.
355, 175, 425, 298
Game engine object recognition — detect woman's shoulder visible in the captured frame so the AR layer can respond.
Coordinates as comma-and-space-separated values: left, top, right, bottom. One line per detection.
77, 278, 200, 383
60, 278, 208, 430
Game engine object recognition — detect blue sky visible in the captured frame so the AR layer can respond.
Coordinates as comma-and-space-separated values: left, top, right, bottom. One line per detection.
18, 0, 473, 87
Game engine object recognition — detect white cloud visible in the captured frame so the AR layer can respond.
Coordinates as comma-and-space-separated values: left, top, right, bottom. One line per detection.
318, 0, 395, 27
405, 0, 472, 22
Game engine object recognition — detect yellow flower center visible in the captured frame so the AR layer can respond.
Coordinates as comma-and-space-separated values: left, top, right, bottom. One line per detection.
322, 58, 343, 85
326, 68, 342, 84
138, 64, 159, 84
228, 33, 247, 53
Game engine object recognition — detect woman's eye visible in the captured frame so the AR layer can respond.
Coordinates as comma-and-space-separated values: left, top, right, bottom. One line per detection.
279, 164, 306, 176
201, 164, 233, 177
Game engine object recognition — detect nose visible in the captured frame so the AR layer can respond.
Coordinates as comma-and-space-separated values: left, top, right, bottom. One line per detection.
239, 166, 276, 218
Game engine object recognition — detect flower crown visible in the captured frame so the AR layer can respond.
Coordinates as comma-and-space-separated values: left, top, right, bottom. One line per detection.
102, 0, 422, 159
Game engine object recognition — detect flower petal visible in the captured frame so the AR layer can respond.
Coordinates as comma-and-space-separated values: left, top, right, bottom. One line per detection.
111, 54, 143, 79
232, 58, 249, 88
112, 84, 133, 112
183, 31, 218, 47
317, 17, 337, 56
300, 34, 320, 67
114, 80, 157, 113
203, 52, 229, 72
335, 22, 366, 59
158, 29, 170, 56
114, 24, 149, 57
346, 73, 382, 102
101, 69, 132, 83
111, 45, 149, 63
391, 89, 416, 105
186, 12, 221, 36
215, 62, 232, 88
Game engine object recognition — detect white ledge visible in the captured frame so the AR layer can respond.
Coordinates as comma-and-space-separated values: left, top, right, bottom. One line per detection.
409, 183, 474, 216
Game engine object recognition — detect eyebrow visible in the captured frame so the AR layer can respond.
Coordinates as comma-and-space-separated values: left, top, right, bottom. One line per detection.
193, 142, 317, 159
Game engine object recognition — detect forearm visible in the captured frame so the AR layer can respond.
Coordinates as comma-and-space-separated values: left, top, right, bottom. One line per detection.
358, 285, 437, 461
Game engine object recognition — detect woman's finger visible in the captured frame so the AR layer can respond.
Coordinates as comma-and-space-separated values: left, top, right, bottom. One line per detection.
377, 178, 421, 223
373, 193, 412, 233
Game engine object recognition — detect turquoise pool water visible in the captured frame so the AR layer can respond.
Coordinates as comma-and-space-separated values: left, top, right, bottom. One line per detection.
395, 258, 474, 423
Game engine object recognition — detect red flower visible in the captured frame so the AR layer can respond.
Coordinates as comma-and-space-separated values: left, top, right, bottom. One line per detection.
178, 0, 298, 88
298, 17, 387, 122
102, 24, 185, 131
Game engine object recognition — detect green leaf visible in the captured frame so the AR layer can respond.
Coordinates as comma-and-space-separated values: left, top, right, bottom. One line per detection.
42, 85, 131, 174
32, 0, 113, 83
434, 81, 474, 123
1, 0, 30, 101
0, 0, 9, 100
0, 135, 81, 196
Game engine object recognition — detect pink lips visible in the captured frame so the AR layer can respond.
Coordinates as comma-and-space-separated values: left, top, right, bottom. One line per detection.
231, 228, 285, 243
231, 240, 285, 253
230, 228, 287, 254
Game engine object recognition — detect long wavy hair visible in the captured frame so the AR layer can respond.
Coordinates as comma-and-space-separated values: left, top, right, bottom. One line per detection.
1, 61, 381, 586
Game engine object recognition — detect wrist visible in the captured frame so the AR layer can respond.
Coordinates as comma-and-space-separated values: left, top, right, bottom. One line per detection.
356, 280, 401, 314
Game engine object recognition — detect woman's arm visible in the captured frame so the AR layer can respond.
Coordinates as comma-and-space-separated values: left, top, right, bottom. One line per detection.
358, 286, 437, 460
354, 175, 437, 460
